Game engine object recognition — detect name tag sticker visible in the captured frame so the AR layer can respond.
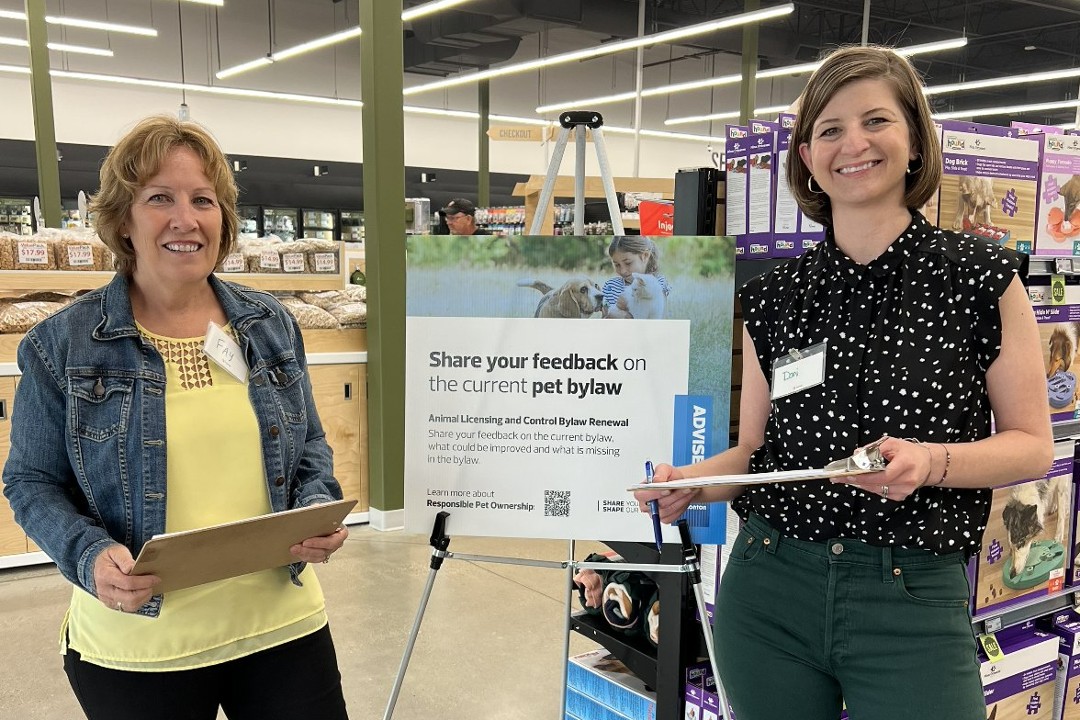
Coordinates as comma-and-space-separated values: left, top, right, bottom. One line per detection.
203, 322, 249, 384
771, 341, 827, 400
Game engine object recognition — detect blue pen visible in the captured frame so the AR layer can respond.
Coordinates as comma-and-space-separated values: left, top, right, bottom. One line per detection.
644, 460, 663, 552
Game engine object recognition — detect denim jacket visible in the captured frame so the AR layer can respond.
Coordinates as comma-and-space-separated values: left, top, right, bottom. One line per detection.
1, 274, 341, 617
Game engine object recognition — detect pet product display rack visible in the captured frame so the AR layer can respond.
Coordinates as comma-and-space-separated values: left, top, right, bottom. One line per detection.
383, 511, 727, 720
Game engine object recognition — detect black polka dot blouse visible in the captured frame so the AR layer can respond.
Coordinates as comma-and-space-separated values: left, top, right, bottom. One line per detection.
734, 211, 1021, 556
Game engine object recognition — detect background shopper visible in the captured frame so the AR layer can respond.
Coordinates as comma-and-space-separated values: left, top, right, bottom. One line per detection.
636, 46, 1052, 720
1, 115, 350, 720
439, 197, 490, 235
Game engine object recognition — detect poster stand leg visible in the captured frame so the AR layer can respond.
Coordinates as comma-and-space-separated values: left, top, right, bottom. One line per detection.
384, 513, 724, 720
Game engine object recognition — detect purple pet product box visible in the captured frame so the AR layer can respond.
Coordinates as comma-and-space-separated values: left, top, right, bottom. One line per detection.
980, 626, 1059, 720
1074, 453, 1080, 588
939, 119, 1021, 138
699, 671, 735, 720
1038, 609, 1080, 720
1029, 282, 1080, 426
939, 128, 1040, 253
566, 650, 656, 720
746, 120, 778, 259
1033, 133, 1080, 256
1014, 121, 1068, 137
725, 125, 750, 259
771, 114, 805, 258
970, 449, 1074, 617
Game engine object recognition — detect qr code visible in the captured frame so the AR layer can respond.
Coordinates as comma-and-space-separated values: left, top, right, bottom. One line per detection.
544, 489, 571, 517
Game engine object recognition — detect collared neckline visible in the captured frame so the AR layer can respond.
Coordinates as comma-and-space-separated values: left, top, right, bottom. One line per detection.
819, 211, 934, 286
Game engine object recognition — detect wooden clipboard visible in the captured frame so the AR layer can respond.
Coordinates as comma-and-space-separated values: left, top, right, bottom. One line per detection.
131, 499, 357, 594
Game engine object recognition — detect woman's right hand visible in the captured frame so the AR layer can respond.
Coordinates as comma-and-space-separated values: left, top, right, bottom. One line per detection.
93, 544, 160, 613
632, 462, 700, 524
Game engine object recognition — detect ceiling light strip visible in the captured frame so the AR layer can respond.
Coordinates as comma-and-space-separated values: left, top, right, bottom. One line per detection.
664, 104, 790, 126
0, 36, 114, 56
0, 9, 158, 36
933, 98, 1080, 120
402, 0, 476, 22
405, 3, 794, 97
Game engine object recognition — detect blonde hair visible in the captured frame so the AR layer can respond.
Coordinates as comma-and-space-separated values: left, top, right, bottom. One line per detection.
608, 236, 661, 274
787, 46, 943, 226
91, 115, 239, 277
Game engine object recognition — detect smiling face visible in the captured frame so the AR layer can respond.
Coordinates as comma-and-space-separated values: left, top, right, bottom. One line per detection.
797, 78, 916, 216
610, 249, 649, 282
121, 145, 222, 293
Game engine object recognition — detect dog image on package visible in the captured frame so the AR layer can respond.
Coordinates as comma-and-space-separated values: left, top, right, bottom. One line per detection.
973, 455, 1073, 616
1036, 133, 1080, 255
1032, 282, 1080, 423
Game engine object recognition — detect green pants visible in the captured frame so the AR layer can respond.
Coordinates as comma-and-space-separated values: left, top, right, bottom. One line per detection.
714, 514, 985, 720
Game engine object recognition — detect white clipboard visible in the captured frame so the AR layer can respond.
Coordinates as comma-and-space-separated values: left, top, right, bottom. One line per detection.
131, 499, 356, 593
626, 466, 878, 492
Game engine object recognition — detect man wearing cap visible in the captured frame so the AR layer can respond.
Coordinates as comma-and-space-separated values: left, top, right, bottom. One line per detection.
439, 198, 490, 235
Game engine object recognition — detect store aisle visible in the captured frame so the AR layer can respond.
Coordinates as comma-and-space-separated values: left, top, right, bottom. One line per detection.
0, 528, 606, 719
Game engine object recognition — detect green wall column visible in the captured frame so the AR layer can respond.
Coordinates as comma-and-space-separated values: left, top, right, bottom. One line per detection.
24, 0, 61, 229
738, 0, 760, 126
478, 79, 490, 207
359, 0, 406, 526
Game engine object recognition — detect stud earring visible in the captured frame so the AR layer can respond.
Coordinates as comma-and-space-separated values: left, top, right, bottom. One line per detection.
807, 175, 825, 194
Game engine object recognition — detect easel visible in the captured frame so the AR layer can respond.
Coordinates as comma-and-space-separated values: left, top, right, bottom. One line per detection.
383, 512, 729, 720
386, 110, 730, 719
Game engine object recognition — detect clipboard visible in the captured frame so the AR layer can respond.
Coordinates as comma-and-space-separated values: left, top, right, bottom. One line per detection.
131, 499, 357, 593
626, 466, 878, 492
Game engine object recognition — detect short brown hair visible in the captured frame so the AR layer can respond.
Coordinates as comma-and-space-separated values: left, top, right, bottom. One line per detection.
91, 115, 239, 276
787, 46, 943, 226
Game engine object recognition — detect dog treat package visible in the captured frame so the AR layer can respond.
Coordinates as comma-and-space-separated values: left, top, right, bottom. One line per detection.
1029, 280, 1080, 425
724, 125, 749, 259
746, 120, 777, 259
1033, 133, 1080, 256
1014, 121, 1068, 137
566, 649, 656, 720
939, 127, 1040, 253
970, 447, 1075, 617
772, 113, 825, 259
1037, 609, 1080, 720
980, 625, 1059, 720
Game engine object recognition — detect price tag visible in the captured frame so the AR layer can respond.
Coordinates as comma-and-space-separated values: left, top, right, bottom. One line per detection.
1052, 274, 1067, 305
978, 632, 1005, 663
66, 244, 94, 267
17, 241, 48, 265
282, 253, 306, 273
259, 250, 281, 270
314, 252, 337, 272
220, 253, 245, 272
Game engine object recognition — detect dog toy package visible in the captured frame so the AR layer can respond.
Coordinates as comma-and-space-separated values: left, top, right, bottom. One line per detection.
939, 128, 1040, 253
771, 113, 825, 258
1033, 133, 1080, 256
980, 626, 1059, 720
746, 120, 777, 259
1030, 281, 1080, 425
971, 452, 1074, 617
566, 649, 656, 720
724, 125, 749, 259
1038, 610, 1080, 720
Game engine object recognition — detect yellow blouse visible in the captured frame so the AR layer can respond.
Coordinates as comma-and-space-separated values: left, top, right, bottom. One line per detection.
63, 324, 326, 671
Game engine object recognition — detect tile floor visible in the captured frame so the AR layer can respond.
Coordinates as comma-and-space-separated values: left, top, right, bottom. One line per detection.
0, 526, 610, 719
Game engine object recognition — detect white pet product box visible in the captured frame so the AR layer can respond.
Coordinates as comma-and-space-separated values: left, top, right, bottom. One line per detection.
980, 626, 1059, 720
1040, 609, 1080, 720
1029, 281, 1080, 426
724, 125, 750, 259
939, 128, 1040, 253
1033, 133, 1080, 256
746, 120, 778, 259
969, 446, 1074, 617
566, 649, 656, 720
773, 112, 826, 255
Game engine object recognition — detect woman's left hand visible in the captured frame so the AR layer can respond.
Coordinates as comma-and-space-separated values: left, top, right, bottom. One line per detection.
831, 437, 933, 502
290, 524, 349, 564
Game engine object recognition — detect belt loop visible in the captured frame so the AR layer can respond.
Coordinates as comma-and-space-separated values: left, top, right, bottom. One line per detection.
882, 546, 894, 583
764, 523, 780, 555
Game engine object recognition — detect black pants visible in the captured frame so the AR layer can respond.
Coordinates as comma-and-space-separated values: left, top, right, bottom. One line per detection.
64, 624, 349, 720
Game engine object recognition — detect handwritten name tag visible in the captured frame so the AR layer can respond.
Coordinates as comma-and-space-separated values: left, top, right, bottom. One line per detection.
771, 342, 827, 400
203, 322, 249, 384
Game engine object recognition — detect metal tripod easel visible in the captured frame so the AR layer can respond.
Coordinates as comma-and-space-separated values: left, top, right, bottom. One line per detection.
382, 512, 729, 720
529, 111, 625, 236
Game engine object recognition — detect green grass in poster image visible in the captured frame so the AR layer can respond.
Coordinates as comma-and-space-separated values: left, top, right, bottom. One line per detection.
405, 234, 736, 438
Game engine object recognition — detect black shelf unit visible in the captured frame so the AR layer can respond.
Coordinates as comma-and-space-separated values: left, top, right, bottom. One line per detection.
570, 540, 708, 720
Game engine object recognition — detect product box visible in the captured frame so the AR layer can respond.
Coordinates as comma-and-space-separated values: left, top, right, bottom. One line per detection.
1034, 133, 1080, 255
1030, 282, 1080, 425
567, 650, 656, 720
772, 113, 826, 254
1014, 121, 1067, 137
724, 125, 749, 259
971, 449, 1074, 616
980, 627, 1059, 719
746, 120, 777, 259
939, 128, 1040, 253
1039, 609, 1080, 720
1072, 455, 1080, 588
940, 119, 1022, 138
639, 200, 674, 236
